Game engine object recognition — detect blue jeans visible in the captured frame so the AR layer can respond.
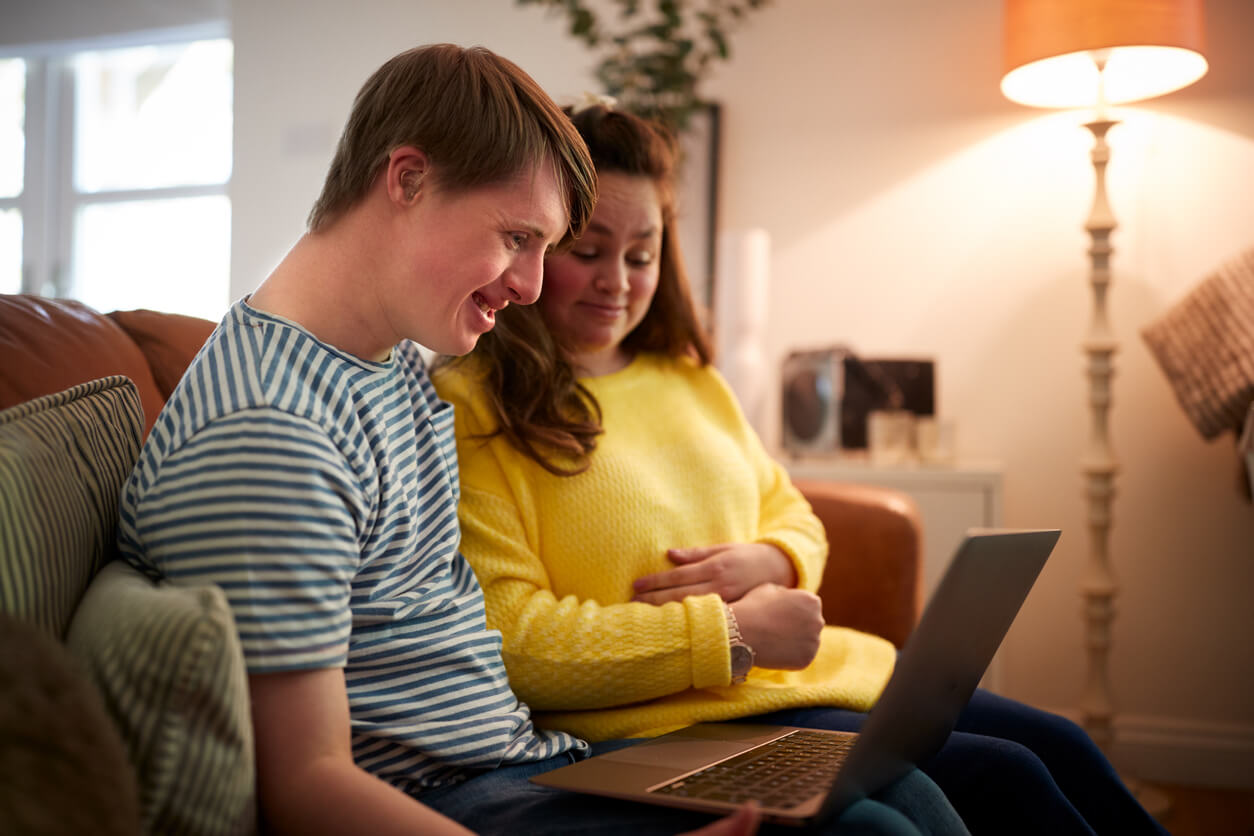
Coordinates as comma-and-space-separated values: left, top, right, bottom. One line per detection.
740, 689, 1167, 836
417, 738, 967, 835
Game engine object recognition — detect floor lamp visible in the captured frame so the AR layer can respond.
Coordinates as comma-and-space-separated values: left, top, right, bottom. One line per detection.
998, 0, 1207, 779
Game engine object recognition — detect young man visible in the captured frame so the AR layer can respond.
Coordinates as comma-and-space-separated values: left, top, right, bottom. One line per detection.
117, 43, 958, 836
117, 42, 726, 836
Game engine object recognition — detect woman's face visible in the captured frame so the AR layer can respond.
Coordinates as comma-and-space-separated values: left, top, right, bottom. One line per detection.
539, 171, 663, 376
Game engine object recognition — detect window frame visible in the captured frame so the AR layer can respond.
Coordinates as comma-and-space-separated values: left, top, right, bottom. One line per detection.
1, 22, 231, 302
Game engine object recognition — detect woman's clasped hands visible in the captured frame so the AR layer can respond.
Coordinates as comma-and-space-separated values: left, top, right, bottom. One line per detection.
632, 542, 824, 671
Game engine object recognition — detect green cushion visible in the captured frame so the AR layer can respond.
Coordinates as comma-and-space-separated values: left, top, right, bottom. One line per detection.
0, 375, 143, 637
67, 559, 257, 835
0, 374, 255, 833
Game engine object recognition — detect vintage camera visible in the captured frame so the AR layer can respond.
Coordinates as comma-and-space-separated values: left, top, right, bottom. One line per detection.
781, 347, 934, 456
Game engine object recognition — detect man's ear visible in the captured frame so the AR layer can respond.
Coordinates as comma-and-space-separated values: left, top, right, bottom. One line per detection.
386, 146, 430, 205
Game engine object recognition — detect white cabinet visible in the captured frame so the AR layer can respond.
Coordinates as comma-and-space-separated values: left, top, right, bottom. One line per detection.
786, 456, 1007, 687
788, 458, 1003, 595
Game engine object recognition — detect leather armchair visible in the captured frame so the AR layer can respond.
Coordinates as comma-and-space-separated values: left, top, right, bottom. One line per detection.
795, 478, 922, 648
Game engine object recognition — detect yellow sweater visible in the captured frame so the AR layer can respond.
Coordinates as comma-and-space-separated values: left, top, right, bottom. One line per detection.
433, 353, 895, 742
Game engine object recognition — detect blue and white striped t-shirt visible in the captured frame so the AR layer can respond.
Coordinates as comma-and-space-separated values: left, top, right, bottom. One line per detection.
118, 298, 585, 793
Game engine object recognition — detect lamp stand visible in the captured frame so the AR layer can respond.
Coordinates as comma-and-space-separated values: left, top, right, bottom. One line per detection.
1079, 117, 1119, 753
1079, 117, 1172, 821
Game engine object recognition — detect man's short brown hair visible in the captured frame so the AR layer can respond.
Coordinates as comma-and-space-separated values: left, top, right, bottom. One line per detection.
308, 44, 595, 246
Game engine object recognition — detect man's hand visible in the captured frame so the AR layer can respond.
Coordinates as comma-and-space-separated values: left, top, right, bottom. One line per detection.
632, 543, 796, 605
679, 803, 761, 836
729, 584, 824, 671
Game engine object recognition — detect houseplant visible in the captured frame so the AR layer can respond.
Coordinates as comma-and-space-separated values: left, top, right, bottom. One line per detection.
516, 0, 769, 131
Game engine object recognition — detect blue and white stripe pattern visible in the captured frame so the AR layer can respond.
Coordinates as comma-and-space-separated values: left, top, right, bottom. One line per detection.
118, 299, 584, 793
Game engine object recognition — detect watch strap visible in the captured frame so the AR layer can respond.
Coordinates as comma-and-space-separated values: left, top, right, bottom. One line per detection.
724, 604, 755, 685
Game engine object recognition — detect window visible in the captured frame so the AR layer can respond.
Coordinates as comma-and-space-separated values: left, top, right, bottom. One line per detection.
0, 36, 232, 320
0, 59, 23, 295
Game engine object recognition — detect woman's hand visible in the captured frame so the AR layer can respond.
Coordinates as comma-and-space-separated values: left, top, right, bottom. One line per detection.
631, 543, 797, 605
729, 584, 824, 671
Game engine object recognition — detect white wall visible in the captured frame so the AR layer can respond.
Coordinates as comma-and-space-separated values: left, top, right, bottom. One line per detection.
94, 0, 1254, 788
701, 0, 1254, 788
0, 0, 227, 50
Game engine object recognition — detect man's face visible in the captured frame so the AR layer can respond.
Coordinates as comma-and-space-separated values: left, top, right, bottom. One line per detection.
387, 162, 568, 355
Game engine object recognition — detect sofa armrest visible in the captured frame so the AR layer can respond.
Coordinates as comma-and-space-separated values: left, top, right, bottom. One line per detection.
0, 294, 166, 435
794, 478, 922, 648
106, 308, 216, 401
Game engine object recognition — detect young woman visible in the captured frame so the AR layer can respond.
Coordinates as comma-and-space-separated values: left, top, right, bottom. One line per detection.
433, 102, 1165, 836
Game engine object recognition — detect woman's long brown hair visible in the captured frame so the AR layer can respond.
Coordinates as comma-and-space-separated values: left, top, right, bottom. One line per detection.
440, 104, 713, 475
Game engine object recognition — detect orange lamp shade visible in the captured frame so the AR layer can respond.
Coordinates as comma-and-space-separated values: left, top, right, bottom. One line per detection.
1001, 0, 1208, 108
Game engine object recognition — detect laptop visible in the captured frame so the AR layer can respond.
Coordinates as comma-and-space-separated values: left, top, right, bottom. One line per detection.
531, 528, 1061, 828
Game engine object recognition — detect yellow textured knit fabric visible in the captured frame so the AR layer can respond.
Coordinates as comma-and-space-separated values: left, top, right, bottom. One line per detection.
433, 353, 896, 742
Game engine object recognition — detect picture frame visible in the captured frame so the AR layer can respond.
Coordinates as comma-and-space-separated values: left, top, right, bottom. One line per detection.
674, 103, 721, 314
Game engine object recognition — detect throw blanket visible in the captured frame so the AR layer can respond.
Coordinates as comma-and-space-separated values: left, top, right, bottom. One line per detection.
1142, 246, 1254, 500
1242, 403, 1254, 499
1141, 246, 1254, 439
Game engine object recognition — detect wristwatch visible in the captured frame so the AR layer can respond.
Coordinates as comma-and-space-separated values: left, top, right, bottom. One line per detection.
724, 604, 756, 685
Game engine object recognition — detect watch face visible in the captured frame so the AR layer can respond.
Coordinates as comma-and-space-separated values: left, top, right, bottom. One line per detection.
730, 643, 755, 675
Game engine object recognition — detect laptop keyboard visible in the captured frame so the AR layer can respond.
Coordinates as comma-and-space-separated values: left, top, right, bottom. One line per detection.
651, 730, 856, 810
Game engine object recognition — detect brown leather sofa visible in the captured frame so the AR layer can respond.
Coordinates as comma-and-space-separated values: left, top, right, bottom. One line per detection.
798, 477, 921, 647
0, 291, 922, 646
0, 291, 923, 831
0, 294, 216, 440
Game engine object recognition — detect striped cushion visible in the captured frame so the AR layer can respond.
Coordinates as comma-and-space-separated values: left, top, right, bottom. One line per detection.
0, 375, 142, 637
67, 559, 256, 835
0, 376, 255, 833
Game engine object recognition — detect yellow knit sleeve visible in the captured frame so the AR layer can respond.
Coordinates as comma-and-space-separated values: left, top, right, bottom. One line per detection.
755, 455, 828, 594
459, 486, 730, 709
433, 362, 732, 711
